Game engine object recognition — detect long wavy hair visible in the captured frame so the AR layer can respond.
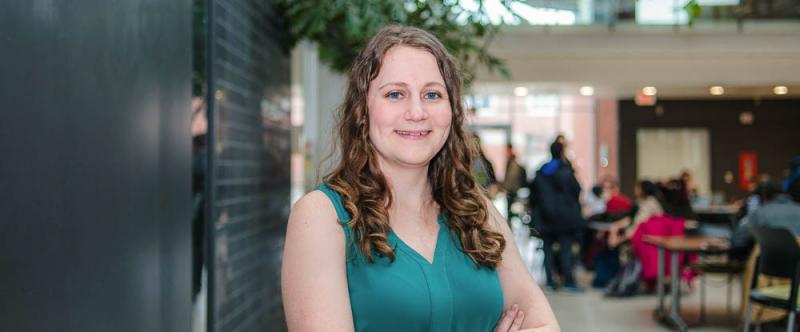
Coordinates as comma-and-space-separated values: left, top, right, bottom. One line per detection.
323, 25, 505, 267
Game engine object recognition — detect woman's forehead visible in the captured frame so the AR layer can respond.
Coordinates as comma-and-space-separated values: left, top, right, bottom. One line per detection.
371, 46, 445, 87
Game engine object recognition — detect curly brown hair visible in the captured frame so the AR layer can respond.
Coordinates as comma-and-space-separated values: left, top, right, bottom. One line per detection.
324, 25, 505, 267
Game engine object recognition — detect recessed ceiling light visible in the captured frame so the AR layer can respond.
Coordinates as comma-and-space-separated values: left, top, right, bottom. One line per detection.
642, 86, 657, 96
513, 87, 528, 97
774, 86, 789, 95
710, 86, 725, 95
579, 86, 594, 96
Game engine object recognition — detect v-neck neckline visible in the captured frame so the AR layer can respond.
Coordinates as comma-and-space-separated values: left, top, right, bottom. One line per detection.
389, 214, 446, 265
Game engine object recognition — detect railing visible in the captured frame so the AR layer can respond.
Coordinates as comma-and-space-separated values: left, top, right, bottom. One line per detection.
511, 0, 800, 26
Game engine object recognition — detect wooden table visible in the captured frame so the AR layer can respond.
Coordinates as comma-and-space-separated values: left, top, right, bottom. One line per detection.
643, 235, 731, 331
693, 205, 739, 215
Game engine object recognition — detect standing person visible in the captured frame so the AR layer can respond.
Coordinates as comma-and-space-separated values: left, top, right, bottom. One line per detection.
471, 133, 497, 193
502, 144, 527, 219
529, 139, 585, 292
282, 25, 558, 332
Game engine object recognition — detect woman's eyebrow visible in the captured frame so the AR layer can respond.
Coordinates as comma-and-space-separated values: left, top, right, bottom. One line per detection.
424, 82, 446, 90
378, 82, 407, 90
377, 82, 446, 90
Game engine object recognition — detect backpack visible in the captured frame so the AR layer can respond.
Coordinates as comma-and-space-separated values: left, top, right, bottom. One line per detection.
605, 258, 642, 297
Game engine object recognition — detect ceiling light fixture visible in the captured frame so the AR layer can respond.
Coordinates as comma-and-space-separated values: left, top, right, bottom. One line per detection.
774, 86, 789, 95
642, 86, 657, 96
513, 87, 528, 97
710, 86, 725, 95
579, 86, 594, 96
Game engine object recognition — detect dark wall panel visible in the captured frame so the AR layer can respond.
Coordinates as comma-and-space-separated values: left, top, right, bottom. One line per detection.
209, 0, 291, 330
0, 1, 191, 331
619, 99, 800, 200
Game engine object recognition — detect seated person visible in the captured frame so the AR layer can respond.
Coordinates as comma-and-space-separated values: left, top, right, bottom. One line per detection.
584, 185, 607, 218
659, 178, 697, 221
607, 180, 665, 247
585, 181, 633, 287
604, 179, 633, 216
730, 177, 800, 261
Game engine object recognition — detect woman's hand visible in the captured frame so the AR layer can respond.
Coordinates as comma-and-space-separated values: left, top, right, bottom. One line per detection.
493, 304, 525, 332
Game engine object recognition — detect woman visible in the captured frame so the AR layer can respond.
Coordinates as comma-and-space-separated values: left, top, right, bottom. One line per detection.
282, 25, 558, 332
607, 180, 665, 247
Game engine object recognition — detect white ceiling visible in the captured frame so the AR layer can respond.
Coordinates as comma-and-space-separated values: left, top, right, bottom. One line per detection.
474, 22, 800, 98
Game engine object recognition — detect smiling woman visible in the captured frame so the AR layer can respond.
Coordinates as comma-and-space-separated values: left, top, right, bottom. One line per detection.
367, 45, 452, 168
281, 25, 559, 332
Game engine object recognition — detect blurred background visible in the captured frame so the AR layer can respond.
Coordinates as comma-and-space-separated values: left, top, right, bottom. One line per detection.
1, 0, 799, 331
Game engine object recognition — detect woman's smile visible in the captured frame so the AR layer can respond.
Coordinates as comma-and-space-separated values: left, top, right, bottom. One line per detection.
394, 129, 432, 140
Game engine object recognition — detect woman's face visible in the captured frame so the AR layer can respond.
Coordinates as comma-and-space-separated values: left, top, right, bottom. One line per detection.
366, 46, 452, 169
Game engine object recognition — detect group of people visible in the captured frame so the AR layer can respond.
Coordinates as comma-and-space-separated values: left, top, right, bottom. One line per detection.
513, 132, 800, 298
471, 133, 678, 292
582, 175, 699, 291
471, 135, 584, 291
528, 148, 800, 297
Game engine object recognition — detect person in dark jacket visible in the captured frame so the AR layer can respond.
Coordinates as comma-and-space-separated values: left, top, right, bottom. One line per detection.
730, 177, 800, 260
529, 140, 585, 291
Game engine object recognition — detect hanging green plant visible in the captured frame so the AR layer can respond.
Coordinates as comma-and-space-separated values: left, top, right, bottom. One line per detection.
279, 0, 518, 87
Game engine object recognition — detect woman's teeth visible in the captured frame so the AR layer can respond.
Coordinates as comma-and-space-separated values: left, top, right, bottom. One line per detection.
396, 130, 430, 137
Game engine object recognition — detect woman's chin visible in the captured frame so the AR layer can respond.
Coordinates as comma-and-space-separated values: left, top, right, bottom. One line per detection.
393, 156, 434, 168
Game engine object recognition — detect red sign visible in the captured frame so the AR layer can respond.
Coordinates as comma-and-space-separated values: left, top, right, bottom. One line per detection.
635, 91, 656, 106
739, 151, 758, 189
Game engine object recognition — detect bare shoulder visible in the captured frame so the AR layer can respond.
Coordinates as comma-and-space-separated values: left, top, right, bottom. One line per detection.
479, 195, 508, 234
287, 190, 344, 244
291, 190, 339, 222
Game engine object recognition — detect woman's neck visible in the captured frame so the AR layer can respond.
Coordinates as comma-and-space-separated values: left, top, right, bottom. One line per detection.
378, 158, 435, 214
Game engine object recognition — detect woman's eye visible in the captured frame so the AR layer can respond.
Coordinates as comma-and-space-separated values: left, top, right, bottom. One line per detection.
386, 91, 403, 100
424, 91, 442, 100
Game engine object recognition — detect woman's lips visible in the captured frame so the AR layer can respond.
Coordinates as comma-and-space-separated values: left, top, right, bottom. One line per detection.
395, 130, 432, 139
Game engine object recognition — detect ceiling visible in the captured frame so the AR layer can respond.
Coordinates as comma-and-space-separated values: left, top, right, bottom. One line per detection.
474, 22, 800, 98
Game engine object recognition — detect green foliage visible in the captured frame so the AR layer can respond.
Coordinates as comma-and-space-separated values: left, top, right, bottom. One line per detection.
279, 0, 516, 87
683, 0, 702, 27
193, 0, 207, 97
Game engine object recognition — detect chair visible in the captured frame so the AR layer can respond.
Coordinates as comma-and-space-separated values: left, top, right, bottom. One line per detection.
694, 259, 744, 322
692, 221, 744, 322
744, 226, 800, 332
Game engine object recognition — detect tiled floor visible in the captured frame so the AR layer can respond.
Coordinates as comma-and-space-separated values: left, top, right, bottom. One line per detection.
546, 275, 742, 331
510, 206, 741, 332
509, 216, 746, 331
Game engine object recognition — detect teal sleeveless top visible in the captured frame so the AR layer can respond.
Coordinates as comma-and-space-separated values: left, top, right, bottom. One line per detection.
319, 184, 504, 331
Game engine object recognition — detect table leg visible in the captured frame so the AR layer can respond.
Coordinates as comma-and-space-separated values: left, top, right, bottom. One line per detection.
657, 246, 665, 317
670, 251, 688, 332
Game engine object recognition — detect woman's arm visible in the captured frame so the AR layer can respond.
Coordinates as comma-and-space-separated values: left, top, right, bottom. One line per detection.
484, 197, 561, 332
281, 191, 355, 331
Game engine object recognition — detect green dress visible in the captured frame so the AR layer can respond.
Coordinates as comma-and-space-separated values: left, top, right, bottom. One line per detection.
319, 184, 504, 331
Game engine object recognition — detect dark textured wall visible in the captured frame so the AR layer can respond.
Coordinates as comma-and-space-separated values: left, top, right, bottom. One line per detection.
619, 99, 800, 200
209, 0, 291, 330
0, 1, 191, 331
